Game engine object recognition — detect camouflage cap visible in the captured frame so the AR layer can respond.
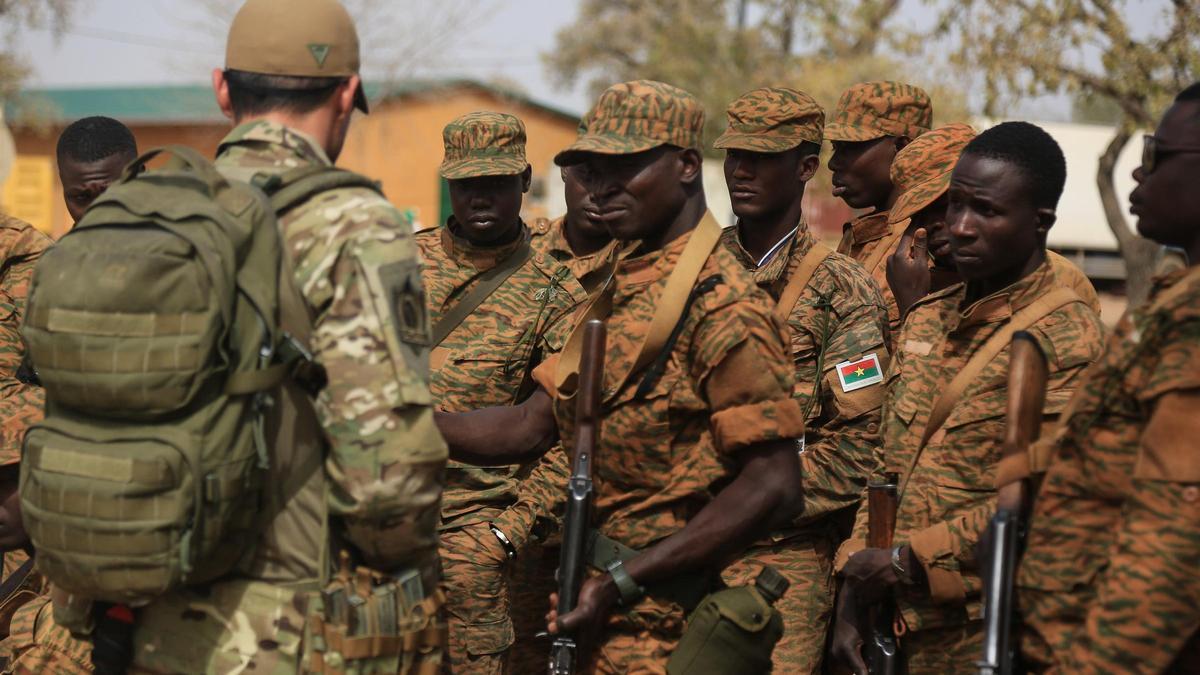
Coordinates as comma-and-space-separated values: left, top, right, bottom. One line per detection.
889, 123, 977, 224
225, 0, 370, 113
825, 81, 932, 142
554, 80, 704, 166
439, 111, 529, 180
713, 87, 824, 152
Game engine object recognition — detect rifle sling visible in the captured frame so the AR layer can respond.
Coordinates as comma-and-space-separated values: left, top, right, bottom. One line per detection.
554, 211, 723, 399
586, 531, 714, 612
431, 238, 533, 348
898, 287, 1084, 501
772, 240, 833, 323
0, 557, 37, 603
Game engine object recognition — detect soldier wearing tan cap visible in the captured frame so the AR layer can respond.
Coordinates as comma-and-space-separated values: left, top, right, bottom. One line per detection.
714, 86, 888, 674
827, 81, 933, 345
419, 111, 588, 675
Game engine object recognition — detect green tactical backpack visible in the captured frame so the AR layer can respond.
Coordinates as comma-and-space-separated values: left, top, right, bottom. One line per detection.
19, 145, 305, 605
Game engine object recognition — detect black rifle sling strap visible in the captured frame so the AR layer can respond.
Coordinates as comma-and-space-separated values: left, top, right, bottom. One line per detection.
431, 239, 533, 348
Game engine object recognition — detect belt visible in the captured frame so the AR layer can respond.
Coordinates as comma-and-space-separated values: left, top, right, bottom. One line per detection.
586, 530, 716, 612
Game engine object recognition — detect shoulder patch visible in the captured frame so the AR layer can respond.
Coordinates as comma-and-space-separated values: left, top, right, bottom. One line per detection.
835, 353, 884, 392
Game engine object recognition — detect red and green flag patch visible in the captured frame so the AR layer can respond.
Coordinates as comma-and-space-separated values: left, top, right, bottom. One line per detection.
836, 353, 883, 392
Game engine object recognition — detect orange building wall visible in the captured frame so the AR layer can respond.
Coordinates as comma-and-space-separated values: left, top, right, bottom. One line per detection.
9, 85, 580, 238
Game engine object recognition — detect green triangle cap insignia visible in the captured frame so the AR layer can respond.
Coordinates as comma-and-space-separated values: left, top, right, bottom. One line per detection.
308, 43, 331, 68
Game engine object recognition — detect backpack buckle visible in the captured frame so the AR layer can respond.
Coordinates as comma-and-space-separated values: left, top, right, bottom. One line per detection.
279, 333, 328, 396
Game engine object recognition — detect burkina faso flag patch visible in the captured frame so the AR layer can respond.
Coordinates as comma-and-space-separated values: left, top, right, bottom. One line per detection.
835, 353, 883, 392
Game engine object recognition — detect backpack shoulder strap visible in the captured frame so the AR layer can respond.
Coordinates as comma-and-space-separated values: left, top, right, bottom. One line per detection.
259, 166, 383, 216
431, 239, 533, 348
898, 287, 1085, 499
773, 241, 833, 323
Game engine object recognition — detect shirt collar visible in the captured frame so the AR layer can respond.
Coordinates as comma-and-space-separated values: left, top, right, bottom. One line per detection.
217, 119, 332, 167
951, 258, 1057, 332
845, 210, 892, 246
440, 218, 530, 270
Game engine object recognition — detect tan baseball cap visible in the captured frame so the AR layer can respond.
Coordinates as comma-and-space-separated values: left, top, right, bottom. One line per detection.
713, 87, 824, 152
225, 0, 369, 113
555, 80, 704, 165
439, 112, 529, 180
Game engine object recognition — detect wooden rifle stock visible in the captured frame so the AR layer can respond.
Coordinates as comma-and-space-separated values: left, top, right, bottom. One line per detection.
865, 473, 900, 675
978, 331, 1048, 675
548, 319, 606, 675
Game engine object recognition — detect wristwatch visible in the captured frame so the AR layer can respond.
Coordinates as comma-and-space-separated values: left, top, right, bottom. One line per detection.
606, 559, 645, 607
891, 545, 916, 586
488, 523, 517, 561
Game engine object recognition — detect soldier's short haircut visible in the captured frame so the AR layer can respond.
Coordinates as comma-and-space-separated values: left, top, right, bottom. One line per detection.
224, 69, 348, 118
56, 116, 137, 165
1176, 81, 1200, 103
796, 141, 821, 157
962, 121, 1066, 210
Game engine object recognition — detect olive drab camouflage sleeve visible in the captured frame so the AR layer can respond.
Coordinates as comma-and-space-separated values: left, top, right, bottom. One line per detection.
301, 201, 447, 574
0, 220, 52, 460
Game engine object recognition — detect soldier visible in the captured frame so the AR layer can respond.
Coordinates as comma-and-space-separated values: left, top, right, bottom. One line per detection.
711, 86, 888, 673
418, 111, 587, 674
55, 116, 137, 225
829, 122, 1105, 674
827, 81, 932, 342
41, 1, 449, 671
885, 124, 1101, 320
1018, 82, 1200, 674
530, 165, 616, 294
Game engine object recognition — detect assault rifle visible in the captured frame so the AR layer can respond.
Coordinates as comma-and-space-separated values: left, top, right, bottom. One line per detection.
865, 472, 901, 675
548, 319, 606, 675
978, 332, 1048, 675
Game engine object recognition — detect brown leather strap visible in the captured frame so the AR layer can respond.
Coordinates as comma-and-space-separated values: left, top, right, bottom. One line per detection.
861, 219, 907, 275
898, 287, 1084, 499
773, 241, 833, 323
431, 237, 533, 348
554, 211, 723, 398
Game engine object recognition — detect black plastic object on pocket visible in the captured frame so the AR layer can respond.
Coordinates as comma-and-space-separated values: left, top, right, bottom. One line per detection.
666, 566, 789, 674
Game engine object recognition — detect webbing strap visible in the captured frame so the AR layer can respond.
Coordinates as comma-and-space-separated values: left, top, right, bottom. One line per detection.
773, 241, 833, 323
430, 238, 533, 348
224, 362, 290, 395
898, 287, 1084, 500
861, 219, 907, 276
31, 307, 209, 337
38, 446, 171, 486
553, 211, 723, 398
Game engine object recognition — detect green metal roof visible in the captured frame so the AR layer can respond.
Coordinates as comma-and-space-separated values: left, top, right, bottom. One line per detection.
7, 78, 579, 126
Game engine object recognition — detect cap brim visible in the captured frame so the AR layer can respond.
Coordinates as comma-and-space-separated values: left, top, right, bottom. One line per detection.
890, 171, 952, 224
553, 134, 665, 166
713, 131, 812, 152
439, 158, 529, 180
354, 82, 370, 114
823, 122, 887, 142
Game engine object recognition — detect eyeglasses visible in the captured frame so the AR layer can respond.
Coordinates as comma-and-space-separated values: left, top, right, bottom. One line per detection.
1141, 134, 1200, 174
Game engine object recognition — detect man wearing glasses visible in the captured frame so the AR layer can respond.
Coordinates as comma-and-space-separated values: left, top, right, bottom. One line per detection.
1018, 81, 1200, 673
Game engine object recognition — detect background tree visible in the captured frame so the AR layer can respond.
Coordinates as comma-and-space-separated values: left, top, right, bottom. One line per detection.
0, 0, 74, 103
923, 0, 1200, 305
544, 0, 970, 156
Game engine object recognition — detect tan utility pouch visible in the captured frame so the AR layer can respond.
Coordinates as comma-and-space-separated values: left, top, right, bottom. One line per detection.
304, 552, 448, 675
666, 567, 789, 675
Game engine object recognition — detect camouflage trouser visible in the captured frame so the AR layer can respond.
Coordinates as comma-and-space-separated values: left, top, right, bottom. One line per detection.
722, 529, 837, 674
901, 620, 983, 675
441, 522, 513, 675
590, 595, 684, 675
0, 594, 92, 675
507, 543, 559, 674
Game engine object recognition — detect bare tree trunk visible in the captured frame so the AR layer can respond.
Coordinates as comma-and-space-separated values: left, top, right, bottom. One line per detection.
1097, 125, 1159, 307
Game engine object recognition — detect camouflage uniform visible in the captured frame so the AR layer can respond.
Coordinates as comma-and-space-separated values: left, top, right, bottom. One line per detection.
1019, 265, 1200, 674
530, 216, 614, 294
834, 259, 1104, 673
536, 80, 808, 674
887, 124, 1103, 316
112, 117, 447, 673
0, 217, 79, 674
713, 87, 889, 674
828, 81, 933, 342
419, 112, 587, 674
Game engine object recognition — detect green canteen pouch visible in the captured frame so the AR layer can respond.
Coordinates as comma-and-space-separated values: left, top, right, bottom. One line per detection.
666, 568, 788, 674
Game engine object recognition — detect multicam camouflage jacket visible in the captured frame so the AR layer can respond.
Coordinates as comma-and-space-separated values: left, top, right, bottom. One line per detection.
416, 222, 586, 535
215, 120, 448, 584
0, 217, 51, 462
836, 258, 1104, 633
721, 223, 888, 528
1019, 264, 1200, 674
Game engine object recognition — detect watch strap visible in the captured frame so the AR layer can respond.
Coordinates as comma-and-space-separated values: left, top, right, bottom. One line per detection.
891, 545, 915, 586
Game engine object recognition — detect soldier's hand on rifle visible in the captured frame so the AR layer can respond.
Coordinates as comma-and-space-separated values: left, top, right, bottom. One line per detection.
842, 545, 924, 604
830, 584, 868, 675
886, 225, 931, 320
546, 576, 619, 661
